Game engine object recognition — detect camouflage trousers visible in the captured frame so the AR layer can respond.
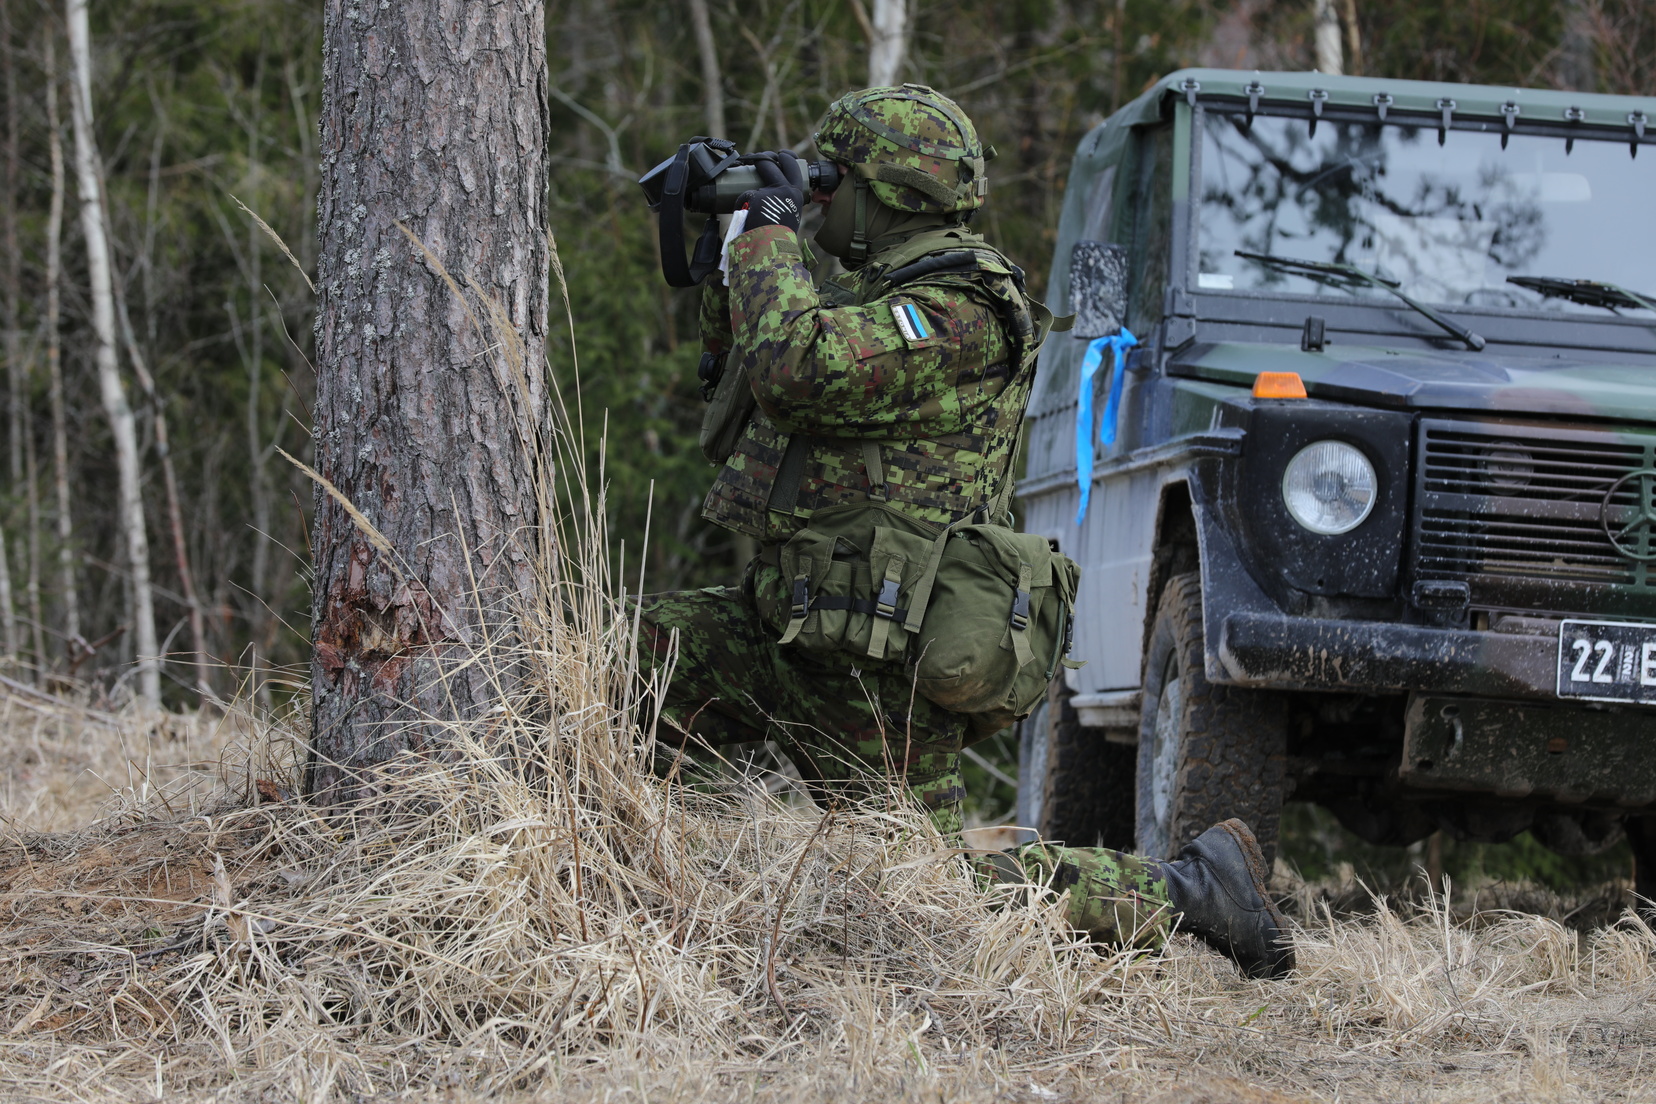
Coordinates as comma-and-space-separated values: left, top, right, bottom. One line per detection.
635, 564, 1173, 947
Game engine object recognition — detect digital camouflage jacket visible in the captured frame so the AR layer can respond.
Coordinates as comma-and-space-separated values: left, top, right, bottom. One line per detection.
700, 223, 1044, 541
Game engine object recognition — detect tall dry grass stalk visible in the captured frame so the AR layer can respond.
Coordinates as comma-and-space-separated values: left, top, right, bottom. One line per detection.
4, 237, 1656, 1103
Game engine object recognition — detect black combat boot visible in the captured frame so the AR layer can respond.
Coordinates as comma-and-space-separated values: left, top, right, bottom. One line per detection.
1157, 819, 1295, 979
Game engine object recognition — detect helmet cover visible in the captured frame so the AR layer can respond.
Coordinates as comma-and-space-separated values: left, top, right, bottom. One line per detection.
814, 84, 989, 214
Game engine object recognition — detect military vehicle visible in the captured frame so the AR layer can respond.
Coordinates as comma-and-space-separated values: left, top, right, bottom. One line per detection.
1014, 68, 1656, 897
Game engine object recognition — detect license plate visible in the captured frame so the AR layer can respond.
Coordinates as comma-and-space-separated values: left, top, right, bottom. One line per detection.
1557, 619, 1656, 705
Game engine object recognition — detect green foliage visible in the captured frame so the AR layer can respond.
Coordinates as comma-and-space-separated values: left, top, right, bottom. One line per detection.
1356, 0, 1565, 86
0, 0, 1643, 702
0, 0, 319, 701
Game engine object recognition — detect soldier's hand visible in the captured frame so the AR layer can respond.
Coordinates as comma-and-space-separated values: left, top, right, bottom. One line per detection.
737, 153, 804, 233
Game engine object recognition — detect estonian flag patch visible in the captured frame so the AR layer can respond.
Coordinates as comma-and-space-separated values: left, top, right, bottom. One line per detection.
890, 300, 932, 345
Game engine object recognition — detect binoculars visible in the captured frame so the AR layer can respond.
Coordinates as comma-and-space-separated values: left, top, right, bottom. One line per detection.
639, 137, 840, 286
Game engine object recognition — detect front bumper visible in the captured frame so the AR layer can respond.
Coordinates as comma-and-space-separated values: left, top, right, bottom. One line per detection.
1215, 611, 1556, 700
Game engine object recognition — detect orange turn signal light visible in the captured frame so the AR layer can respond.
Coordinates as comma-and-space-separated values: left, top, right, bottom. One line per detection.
1253, 371, 1308, 399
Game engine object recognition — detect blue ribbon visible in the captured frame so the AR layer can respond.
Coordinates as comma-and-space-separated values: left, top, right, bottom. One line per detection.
1074, 328, 1138, 525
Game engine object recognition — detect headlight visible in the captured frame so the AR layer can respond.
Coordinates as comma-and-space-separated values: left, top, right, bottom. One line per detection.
1281, 440, 1377, 534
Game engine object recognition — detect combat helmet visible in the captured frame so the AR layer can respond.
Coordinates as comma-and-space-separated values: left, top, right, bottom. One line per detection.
814, 84, 992, 215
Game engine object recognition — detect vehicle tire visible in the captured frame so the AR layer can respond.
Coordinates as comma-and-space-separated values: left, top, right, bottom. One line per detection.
1021, 679, 1136, 850
1136, 572, 1289, 865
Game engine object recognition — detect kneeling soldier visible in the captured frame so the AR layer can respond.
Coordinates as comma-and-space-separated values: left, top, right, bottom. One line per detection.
637, 85, 1293, 979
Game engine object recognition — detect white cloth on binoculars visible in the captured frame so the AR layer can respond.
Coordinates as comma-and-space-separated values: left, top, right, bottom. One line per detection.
718, 209, 749, 285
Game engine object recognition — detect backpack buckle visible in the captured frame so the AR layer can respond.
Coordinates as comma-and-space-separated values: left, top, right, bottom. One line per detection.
791, 576, 811, 622
1009, 588, 1031, 632
875, 577, 901, 620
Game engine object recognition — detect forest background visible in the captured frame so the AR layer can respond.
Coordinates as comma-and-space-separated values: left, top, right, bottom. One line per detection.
1, 0, 1653, 853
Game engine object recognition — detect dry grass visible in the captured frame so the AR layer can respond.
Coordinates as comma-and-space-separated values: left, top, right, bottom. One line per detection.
0, 686, 265, 835
4, 240, 1654, 1104
4, 687, 1656, 1104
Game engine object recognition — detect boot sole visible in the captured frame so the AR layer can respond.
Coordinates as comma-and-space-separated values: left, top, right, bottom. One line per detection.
1215, 818, 1294, 977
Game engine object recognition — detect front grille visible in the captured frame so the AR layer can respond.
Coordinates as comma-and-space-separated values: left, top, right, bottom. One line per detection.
1412, 419, 1656, 614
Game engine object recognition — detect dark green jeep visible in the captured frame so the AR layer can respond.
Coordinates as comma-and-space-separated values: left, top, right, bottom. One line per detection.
1015, 68, 1656, 895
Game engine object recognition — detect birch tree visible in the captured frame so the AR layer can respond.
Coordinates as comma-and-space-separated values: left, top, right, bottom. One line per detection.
308, 0, 549, 804
869, 0, 907, 87
1314, 0, 1343, 75
44, 31, 78, 651
66, 0, 160, 708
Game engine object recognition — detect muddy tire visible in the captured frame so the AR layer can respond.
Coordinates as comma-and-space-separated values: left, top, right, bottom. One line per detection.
1136, 572, 1289, 865
1021, 680, 1136, 850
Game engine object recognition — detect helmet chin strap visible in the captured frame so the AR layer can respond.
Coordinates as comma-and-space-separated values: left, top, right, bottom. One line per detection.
849, 176, 870, 268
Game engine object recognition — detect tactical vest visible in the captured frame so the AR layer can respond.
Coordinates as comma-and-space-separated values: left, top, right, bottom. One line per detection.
702, 227, 1053, 542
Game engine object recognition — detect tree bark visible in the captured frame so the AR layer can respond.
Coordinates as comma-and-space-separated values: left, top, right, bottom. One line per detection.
44, 31, 79, 651
868, 0, 907, 87
308, 0, 549, 804
66, 0, 161, 708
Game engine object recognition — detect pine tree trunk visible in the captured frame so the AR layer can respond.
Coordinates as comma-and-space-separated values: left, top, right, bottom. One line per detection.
66, 0, 161, 708
308, 0, 549, 805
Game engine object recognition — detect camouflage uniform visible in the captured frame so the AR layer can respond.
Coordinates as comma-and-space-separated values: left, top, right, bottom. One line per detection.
637, 86, 1173, 946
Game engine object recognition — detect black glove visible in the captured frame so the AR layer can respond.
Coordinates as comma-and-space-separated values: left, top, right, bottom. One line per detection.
737, 152, 805, 233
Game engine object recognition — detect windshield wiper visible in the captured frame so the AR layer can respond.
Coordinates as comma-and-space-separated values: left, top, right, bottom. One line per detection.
1235, 250, 1486, 351
1507, 275, 1656, 315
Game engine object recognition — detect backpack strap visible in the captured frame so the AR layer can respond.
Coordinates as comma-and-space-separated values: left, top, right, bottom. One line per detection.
767, 433, 812, 513
861, 440, 889, 502
900, 509, 978, 635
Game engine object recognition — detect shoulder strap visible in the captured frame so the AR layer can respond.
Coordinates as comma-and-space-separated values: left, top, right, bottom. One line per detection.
767, 433, 813, 514
987, 419, 1025, 525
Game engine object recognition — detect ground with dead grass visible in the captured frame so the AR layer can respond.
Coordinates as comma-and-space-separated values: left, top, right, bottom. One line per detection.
3, 682, 1655, 1104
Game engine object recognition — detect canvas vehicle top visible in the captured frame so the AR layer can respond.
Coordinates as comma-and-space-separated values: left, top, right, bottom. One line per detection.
1016, 68, 1656, 883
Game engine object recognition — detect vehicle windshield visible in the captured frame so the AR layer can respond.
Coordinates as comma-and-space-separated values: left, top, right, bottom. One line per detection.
1196, 112, 1656, 317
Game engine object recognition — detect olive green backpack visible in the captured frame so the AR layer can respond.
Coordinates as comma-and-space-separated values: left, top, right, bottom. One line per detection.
755, 482, 1081, 732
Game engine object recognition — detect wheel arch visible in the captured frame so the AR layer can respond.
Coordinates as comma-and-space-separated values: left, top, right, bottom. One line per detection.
1142, 479, 1199, 678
